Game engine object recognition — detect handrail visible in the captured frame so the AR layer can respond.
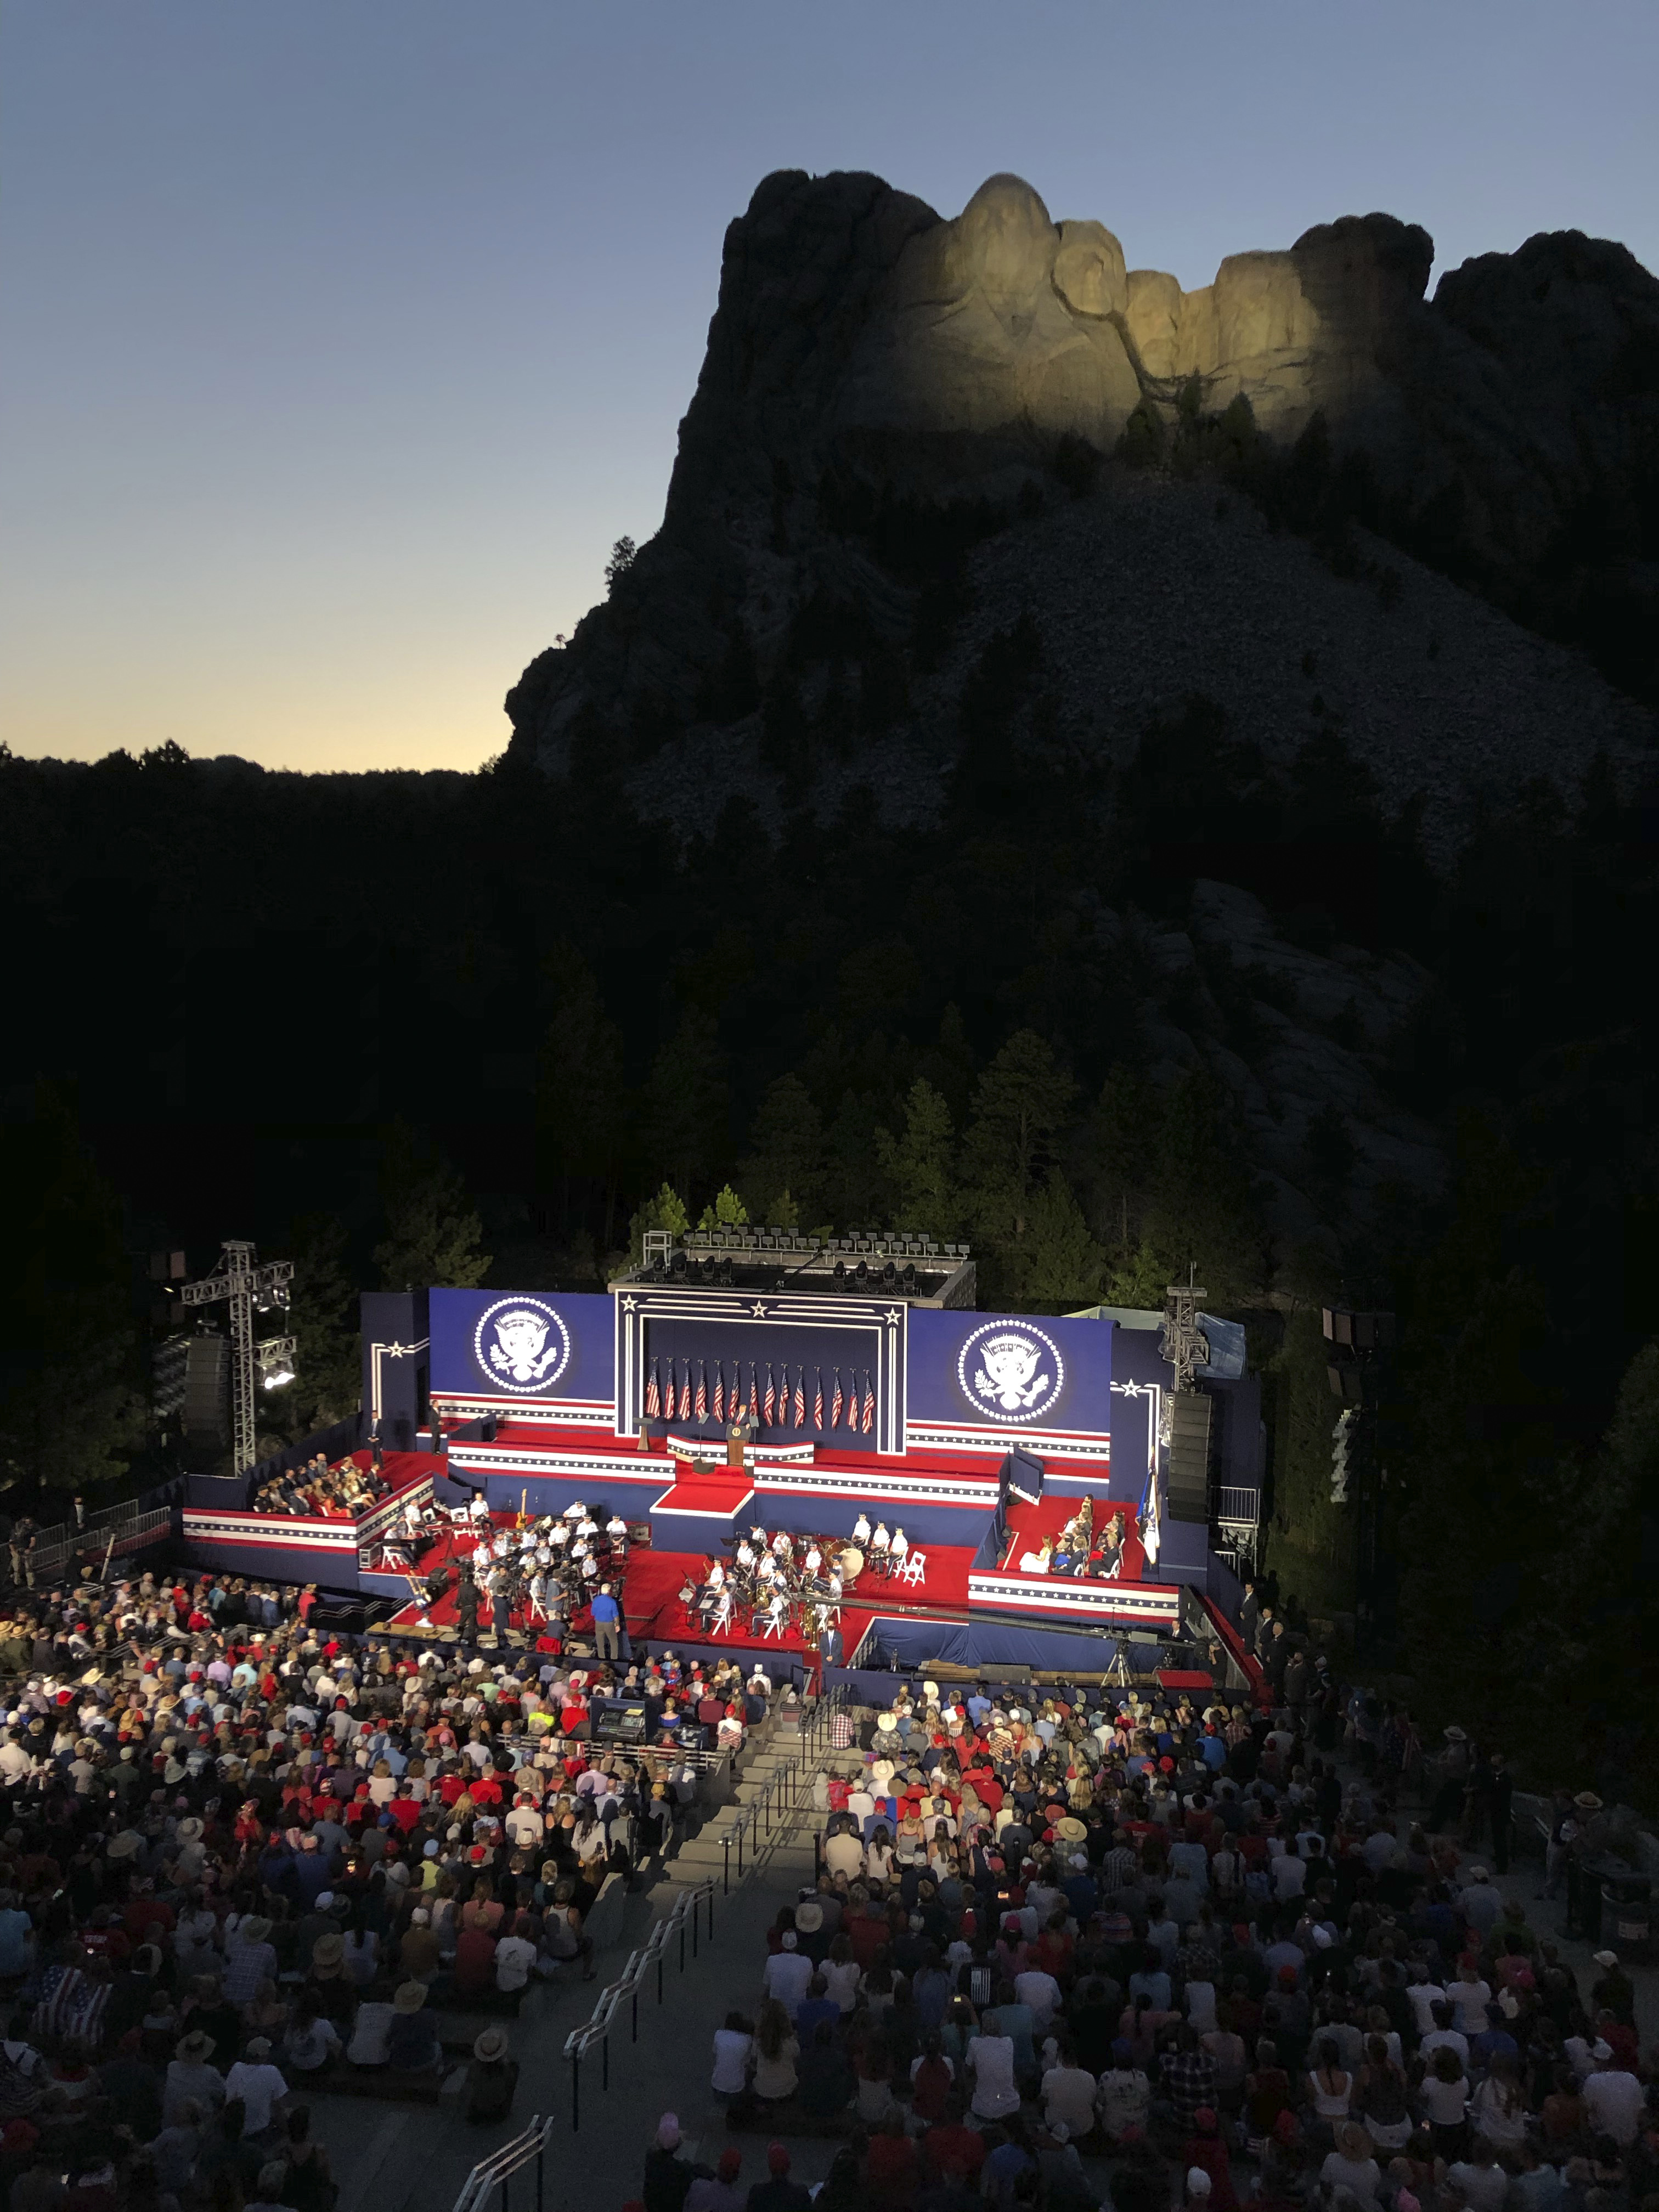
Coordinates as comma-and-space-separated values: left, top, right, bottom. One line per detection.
558, 1685, 847, 2131
561, 1879, 716, 2130
452, 2114, 556, 2212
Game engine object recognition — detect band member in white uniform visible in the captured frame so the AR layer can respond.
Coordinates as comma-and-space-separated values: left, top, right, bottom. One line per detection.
889, 1526, 909, 1572
870, 1522, 891, 1571
852, 1511, 872, 1546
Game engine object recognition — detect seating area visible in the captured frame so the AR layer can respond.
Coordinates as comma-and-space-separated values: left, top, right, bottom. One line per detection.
632, 1673, 1648, 2212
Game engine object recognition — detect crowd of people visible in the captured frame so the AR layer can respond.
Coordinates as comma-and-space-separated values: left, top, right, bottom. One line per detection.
0, 1558, 799, 2212
634, 1673, 1652, 2212
1011, 1499, 1141, 1583
249, 1458, 388, 1523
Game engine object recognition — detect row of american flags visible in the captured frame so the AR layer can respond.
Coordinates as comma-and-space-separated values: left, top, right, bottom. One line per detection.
643, 1358, 876, 1434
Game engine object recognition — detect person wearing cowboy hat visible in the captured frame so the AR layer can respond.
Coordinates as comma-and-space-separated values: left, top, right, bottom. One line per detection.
465, 2025, 519, 2123
1429, 1728, 1473, 1833
165, 2030, 224, 2125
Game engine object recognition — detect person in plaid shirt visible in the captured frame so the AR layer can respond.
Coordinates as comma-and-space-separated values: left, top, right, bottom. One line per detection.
1160, 2027, 1220, 2132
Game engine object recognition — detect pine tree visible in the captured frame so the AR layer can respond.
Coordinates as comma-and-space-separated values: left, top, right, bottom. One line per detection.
536, 954, 627, 1236
874, 1077, 958, 1237
959, 1030, 1078, 1242
286, 1213, 363, 1429
0, 1087, 146, 1493
628, 1182, 690, 1260
738, 1074, 825, 1222
374, 1122, 491, 1290
1004, 1173, 1103, 1311
641, 1017, 729, 1203
698, 1185, 749, 1231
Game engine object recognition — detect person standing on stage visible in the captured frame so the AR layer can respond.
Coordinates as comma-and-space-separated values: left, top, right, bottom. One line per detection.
726, 1397, 758, 1469
591, 1583, 623, 1663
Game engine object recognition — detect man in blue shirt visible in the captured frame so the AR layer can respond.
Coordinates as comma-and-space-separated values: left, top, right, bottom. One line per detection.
590, 1583, 622, 1662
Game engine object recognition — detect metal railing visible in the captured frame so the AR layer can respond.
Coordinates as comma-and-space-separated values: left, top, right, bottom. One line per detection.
24, 1502, 177, 1583
452, 2114, 555, 2212
707, 1688, 847, 1893
562, 1878, 716, 2130
1213, 1485, 1260, 1528
559, 1686, 847, 2131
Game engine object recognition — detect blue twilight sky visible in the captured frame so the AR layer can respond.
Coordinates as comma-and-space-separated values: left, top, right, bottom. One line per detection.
3, 2, 1656, 772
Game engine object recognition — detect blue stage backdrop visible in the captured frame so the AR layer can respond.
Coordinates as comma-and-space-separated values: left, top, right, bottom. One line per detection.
905, 1311, 1113, 1459
430, 1289, 616, 1423
642, 1318, 880, 1453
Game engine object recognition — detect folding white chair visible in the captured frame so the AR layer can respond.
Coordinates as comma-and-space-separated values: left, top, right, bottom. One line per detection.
761, 1603, 789, 1640
897, 1549, 927, 1589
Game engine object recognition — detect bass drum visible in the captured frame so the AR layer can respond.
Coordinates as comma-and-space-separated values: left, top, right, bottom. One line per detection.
838, 1545, 865, 1583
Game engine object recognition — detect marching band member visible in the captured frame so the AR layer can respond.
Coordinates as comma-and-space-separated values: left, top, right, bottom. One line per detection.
870, 1521, 891, 1571
852, 1511, 871, 1546
889, 1526, 909, 1572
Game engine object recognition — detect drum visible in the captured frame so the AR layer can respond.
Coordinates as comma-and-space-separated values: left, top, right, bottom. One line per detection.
839, 1545, 865, 1582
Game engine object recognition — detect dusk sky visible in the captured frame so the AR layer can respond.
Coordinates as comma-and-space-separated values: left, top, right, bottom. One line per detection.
4, 2, 1655, 775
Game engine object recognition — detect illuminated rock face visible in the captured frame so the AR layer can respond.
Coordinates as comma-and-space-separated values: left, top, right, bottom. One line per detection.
837, 175, 1142, 445
506, 168, 1658, 781
833, 177, 1437, 453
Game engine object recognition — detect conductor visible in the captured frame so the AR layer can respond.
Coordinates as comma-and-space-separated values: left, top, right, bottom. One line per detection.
726, 1396, 759, 1470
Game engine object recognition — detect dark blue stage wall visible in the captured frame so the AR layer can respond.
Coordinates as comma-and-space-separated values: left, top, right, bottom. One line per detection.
430, 1289, 616, 1423
905, 1311, 1114, 1463
641, 1319, 881, 1455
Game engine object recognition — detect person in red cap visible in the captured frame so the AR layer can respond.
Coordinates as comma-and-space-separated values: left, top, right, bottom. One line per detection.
1181, 2108, 1238, 2211
685, 2148, 744, 2212
745, 2144, 810, 2212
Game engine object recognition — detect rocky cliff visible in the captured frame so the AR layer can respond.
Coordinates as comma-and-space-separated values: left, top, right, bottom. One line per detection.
507, 169, 1657, 842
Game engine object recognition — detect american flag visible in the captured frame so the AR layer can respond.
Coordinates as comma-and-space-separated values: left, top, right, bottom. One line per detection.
814, 1369, 825, 1429
763, 1367, 776, 1425
830, 1369, 843, 1428
792, 1369, 806, 1427
750, 1365, 761, 1419
712, 1364, 725, 1424
678, 1365, 691, 1421
862, 1373, 875, 1434
644, 1363, 661, 1420
695, 1363, 708, 1421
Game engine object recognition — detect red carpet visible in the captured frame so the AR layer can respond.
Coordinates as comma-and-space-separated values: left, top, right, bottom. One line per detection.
651, 1469, 755, 1515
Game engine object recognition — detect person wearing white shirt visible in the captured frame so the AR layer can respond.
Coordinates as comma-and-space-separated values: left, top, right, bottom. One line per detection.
1405, 1976, 1446, 2038
761, 1933, 814, 2016
851, 1514, 871, 1546
495, 1929, 539, 1992
224, 2041, 288, 2134
1583, 2062, 1645, 2147
1014, 1967, 1062, 2029
1271, 1852, 1308, 1901
1041, 2053, 1098, 2137
1447, 1967, 1492, 2035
